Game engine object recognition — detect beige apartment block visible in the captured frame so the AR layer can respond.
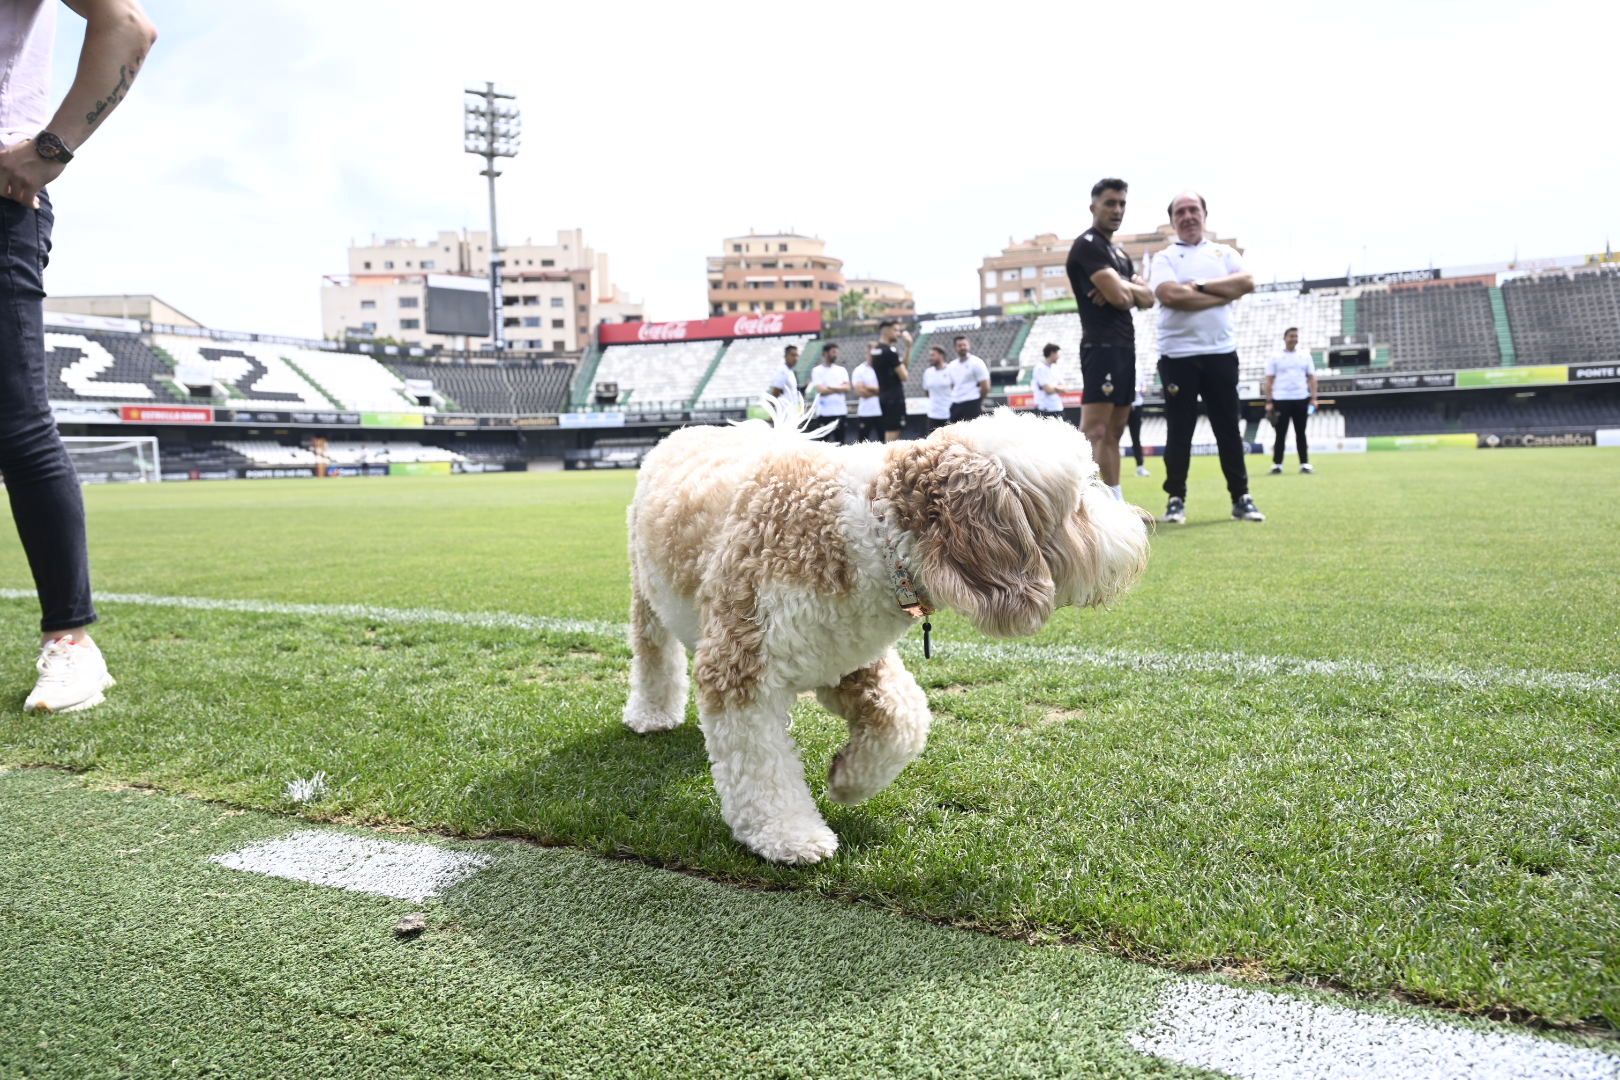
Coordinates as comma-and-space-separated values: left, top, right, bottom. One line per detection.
979, 226, 1241, 311
46, 293, 203, 328
323, 227, 642, 352
844, 277, 915, 318
707, 232, 846, 317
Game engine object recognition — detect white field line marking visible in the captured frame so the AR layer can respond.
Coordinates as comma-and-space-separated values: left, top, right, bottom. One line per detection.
1130, 981, 1620, 1080
209, 830, 490, 902
3, 587, 1613, 699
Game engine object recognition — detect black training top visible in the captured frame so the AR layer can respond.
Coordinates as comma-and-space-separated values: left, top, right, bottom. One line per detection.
1065, 229, 1136, 348
870, 342, 904, 395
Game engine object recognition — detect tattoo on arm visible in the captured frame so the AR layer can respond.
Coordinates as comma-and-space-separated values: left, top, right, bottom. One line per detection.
84, 53, 145, 128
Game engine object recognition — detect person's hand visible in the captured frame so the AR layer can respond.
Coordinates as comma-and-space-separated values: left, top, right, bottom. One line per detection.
0, 141, 64, 208
1131, 273, 1148, 286
1088, 289, 1109, 307
900, 329, 912, 343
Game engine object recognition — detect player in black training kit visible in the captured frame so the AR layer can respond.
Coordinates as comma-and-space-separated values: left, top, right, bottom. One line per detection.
1065, 178, 1155, 497
869, 320, 911, 442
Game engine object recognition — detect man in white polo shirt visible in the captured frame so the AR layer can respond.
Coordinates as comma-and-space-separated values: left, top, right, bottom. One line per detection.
922, 345, 953, 432
947, 335, 991, 423
851, 350, 884, 442
1265, 327, 1317, 474
1031, 343, 1070, 418
810, 343, 851, 445
767, 343, 802, 411
1148, 191, 1264, 523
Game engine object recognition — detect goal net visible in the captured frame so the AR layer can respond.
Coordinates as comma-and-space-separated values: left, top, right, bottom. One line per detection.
61, 435, 161, 484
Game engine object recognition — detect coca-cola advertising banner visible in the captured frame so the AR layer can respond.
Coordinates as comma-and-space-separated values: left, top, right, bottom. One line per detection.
599, 311, 822, 345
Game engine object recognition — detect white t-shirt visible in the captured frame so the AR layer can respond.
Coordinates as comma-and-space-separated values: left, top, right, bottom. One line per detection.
0, 1, 55, 147
852, 362, 881, 417
768, 364, 801, 407
922, 366, 952, 420
1266, 349, 1315, 400
1148, 240, 1248, 358
948, 354, 990, 404
810, 363, 849, 417
1032, 361, 1063, 412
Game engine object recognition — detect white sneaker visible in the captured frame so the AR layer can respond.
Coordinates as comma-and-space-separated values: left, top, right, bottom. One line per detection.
25, 638, 115, 714
1268, 464, 1284, 475
1301, 463, 1314, 474
1135, 465, 1150, 477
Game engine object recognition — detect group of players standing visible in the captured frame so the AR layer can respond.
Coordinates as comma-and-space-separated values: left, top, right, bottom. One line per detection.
770, 177, 1323, 523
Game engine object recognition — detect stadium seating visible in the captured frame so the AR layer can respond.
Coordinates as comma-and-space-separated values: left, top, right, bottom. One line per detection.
695, 334, 813, 407
219, 440, 323, 467
152, 336, 335, 409
1356, 283, 1501, 371
1259, 407, 1346, 450
286, 348, 431, 413
1502, 268, 1620, 365
1343, 394, 1620, 436
45, 331, 185, 402
591, 340, 721, 410
320, 441, 464, 464
912, 319, 1026, 371
389, 360, 510, 413
1230, 292, 1342, 379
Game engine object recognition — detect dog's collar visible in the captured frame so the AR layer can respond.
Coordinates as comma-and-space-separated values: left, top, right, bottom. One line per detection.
882, 534, 933, 619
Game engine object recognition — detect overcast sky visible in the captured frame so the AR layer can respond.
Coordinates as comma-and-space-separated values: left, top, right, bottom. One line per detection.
40, 0, 1618, 337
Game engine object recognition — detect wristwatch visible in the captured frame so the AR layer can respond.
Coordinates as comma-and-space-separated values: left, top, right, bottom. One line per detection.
34, 132, 73, 165
1193, 279, 1209, 294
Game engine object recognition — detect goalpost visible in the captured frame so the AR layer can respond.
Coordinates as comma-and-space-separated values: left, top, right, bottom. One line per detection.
60, 435, 161, 484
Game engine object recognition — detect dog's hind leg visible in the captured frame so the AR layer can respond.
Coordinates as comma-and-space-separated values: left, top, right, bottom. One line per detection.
816, 648, 932, 805
623, 572, 689, 733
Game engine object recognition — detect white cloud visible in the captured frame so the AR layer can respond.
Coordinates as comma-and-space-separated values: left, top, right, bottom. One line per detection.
37, 0, 1620, 335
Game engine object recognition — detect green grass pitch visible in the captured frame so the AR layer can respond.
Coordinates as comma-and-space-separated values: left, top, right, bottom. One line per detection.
1, 448, 1617, 1029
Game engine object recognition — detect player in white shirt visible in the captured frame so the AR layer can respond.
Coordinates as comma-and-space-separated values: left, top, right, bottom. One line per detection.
1265, 326, 1318, 474
946, 335, 991, 423
1148, 191, 1264, 523
809, 343, 851, 444
921, 345, 953, 432
1129, 371, 1149, 477
767, 343, 802, 411
852, 357, 883, 442
1031, 343, 1070, 418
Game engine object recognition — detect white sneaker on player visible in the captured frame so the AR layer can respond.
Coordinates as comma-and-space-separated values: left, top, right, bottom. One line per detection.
24, 637, 115, 714
1136, 465, 1150, 477
1300, 463, 1314, 474
1268, 463, 1284, 475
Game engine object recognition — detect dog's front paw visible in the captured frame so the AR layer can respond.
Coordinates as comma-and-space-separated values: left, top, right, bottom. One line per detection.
737, 821, 839, 865
623, 696, 685, 733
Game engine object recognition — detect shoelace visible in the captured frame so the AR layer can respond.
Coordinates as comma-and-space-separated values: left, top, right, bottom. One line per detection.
36, 640, 81, 682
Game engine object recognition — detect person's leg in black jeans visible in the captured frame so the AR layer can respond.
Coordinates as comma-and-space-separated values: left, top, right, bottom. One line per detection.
1157, 355, 1201, 501
1127, 407, 1144, 467
1291, 401, 1310, 465
1272, 403, 1290, 466
0, 191, 98, 636
1199, 352, 1249, 502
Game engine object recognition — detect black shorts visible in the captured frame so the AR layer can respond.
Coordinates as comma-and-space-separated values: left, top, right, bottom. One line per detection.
1080, 344, 1135, 406
858, 414, 885, 442
927, 416, 949, 433
879, 393, 906, 432
949, 399, 983, 423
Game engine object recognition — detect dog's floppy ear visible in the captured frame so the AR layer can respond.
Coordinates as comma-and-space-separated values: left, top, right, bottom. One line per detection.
919, 443, 1055, 637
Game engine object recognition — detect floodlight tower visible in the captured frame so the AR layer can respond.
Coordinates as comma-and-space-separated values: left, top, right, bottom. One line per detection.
463, 82, 521, 352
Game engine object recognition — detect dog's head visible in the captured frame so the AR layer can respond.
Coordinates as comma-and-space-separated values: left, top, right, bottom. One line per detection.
877, 411, 1150, 637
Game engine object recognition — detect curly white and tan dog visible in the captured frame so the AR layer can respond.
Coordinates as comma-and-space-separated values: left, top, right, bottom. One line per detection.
623, 402, 1150, 864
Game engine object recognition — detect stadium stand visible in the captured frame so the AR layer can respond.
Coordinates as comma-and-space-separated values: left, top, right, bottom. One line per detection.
321, 441, 465, 465
219, 440, 323, 467
591, 340, 721, 409
285, 348, 431, 412
1356, 282, 1501, 371
1343, 394, 1620, 437
1232, 291, 1342, 378
388, 361, 509, 413
912, 319, 1026, 371
152, 336, 335, 409
694, 334, 813, 407
45, 331, 166, 401
1502, 268, 1620, 365
503, 363, 574, 413
1261, 407, 1346, 449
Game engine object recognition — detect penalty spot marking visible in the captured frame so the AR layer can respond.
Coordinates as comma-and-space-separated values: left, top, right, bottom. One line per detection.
210, 830, 490, 902
1130, 981, 1620, 1080
2, 587, 1613, 699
